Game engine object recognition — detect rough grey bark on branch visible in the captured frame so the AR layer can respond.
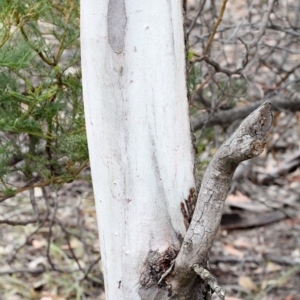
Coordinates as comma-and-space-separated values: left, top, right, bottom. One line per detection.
168, 101, 273, 297
193, 264, 225, 299
191, 96, 300, 130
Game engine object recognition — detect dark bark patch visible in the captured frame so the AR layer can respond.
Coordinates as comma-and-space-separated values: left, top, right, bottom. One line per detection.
181, 187, 197, 230
140, 246, 179, 289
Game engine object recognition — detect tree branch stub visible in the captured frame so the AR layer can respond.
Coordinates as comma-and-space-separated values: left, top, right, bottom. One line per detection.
170, 101, 273, 295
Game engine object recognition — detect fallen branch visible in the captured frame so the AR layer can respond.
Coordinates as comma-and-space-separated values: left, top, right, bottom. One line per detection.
258, 151, 300, 184
221, 210, 286, 230
171, 101, 273, 295
0, 218, 38, 226
191, 96, 300, 130
0, 265, 76, 275
210, 255, 300, 266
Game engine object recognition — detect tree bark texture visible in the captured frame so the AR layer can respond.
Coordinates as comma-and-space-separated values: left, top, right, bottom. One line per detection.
169, 101, 272, 298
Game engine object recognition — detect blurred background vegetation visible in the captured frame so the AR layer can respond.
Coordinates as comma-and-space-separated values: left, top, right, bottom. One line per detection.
0, 1, 103, 299
0, 0, 87, 199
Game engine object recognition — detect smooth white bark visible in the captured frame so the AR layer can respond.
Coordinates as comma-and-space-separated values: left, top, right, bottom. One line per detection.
81, 1, 195, 298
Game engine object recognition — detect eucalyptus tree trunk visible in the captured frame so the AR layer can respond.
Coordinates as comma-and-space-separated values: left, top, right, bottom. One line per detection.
80, 0, 272, 299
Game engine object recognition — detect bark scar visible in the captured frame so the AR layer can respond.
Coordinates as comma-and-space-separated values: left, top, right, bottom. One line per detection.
180, 187, 197, 230
107, 0, 127, 53
140, 247, 179, 289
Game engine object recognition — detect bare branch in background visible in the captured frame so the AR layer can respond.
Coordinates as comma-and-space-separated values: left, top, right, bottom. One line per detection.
187, 0, 207, 36
204, 0, 228, 55
191, 96, 300, 130
246, 0, 276, 49
187, 0, 300, 133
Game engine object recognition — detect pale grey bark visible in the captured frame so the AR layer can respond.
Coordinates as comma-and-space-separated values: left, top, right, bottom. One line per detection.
81, 1, 195, 299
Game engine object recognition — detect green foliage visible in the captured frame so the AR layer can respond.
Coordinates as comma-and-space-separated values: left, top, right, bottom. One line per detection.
188, 50, 194, 60
188, 62, 200, 93
0, 0, 87, 197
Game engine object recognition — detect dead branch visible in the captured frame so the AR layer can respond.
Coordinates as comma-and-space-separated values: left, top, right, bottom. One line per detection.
202, 55, 243, 76
221, 210, 286, 230
171, 101, 273, 293
210, 255, 300, 266
0, 265, 80, 275
187, 0, 207, 36
247, 0, 276, 49
204, 0, 228, 55
0, 218, 38, 226
191, 96, 300, 130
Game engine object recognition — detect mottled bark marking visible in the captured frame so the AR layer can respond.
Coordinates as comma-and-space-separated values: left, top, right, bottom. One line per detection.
107, 0, 127, 53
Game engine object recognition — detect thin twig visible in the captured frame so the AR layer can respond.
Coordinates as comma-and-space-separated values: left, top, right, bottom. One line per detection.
0, 159, 89, 203
7, 213, 48, 263
46, 191, 59, 270
276, 60, 300, 86
14, 12, 56, 66
193, 264, 225, 299
54, 0, 75, 63
247, 0, 275, 49
187, 0, 206, 36
203, 56, 243, 76
203, 0, 228, 55
80, 255, 102, 283
191, 72, 215, 103
30, 188, 39, 218
158, 260, 175, 285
